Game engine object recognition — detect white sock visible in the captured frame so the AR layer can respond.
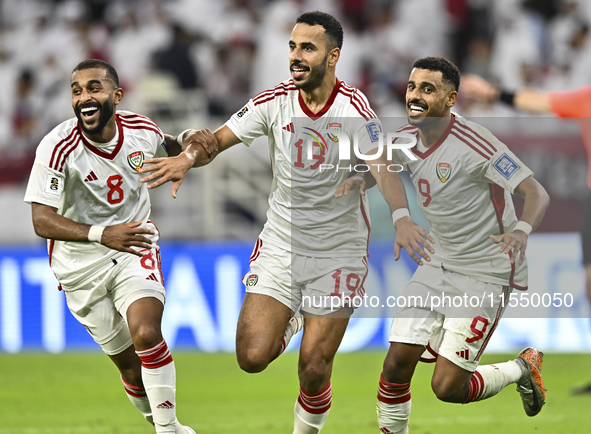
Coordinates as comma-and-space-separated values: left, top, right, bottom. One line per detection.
376, 372, 411, 434
273, 311, 303, 361
293, 383, 332, 434
121, 376, 153, 425
465, 360, 524, 402
136, 340, 178, 433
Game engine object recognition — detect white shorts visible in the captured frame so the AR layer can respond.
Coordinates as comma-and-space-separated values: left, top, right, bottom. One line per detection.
243, 238, 368, 316
62, 246, 166, 355
389, 264, 511, 372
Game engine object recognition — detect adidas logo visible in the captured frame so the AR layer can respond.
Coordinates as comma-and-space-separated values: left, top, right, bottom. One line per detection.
282, 122, 295, 133
156, 400, 174, 409
380, 428, 393, 433
84, 171, 98, 182
146, 273, 158, 282
456, 349, 470, 360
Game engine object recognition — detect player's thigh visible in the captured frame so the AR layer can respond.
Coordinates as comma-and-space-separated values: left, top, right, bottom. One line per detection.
236, 292, 292, 353
299, 256, 368, 317
243, 238, 301, 313
388, 266, 445, 347
110, 247, 166, 323
439, 280, 510, 372
63, 271, 133, 356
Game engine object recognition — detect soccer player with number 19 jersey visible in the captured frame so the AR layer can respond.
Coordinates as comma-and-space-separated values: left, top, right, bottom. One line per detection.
140, 12, 433, 434
373, 58, 551, 433
24, 60, 194, 434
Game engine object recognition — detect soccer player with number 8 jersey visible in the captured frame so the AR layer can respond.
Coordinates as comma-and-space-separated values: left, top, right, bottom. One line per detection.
370, 57, 551, 433
24, 59, 195, 434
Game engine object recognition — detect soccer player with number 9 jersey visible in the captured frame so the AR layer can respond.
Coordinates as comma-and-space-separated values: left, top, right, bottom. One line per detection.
371, 58, 551, 433
24, 60, 195, 434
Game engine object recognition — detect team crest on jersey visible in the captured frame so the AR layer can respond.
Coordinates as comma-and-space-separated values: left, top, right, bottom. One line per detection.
436, 162, 452, 183
326, 122, 342, 142
127, 151, 144, 171
245, 274, 258, 287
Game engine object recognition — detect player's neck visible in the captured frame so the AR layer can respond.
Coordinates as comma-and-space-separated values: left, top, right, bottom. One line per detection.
418, 115, 451, 148
84, 118, 118, 143
299, 75, 337, 115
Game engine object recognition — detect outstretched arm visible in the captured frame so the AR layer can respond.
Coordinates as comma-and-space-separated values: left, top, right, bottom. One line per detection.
140, 125, 242, 198
31, 203, 154, 257
461, 74, 552, 113
366, 150, 436, 265
490, 176, 550, 264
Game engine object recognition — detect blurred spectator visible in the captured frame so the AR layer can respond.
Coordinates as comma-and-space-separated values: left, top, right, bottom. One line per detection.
155, 24, 200, 90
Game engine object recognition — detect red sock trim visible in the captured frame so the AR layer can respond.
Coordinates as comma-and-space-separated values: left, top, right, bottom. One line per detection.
136, 340, 173, 369
297, 383, 332, 415
377, 372, 411, 404
465, 370, 484, 403
271, 339, 287, 362
121, 376, 147, 398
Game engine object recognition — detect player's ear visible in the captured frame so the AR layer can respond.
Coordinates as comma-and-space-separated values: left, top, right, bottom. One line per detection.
446, 90, 458, 108
328, 47, 340, 67
113, 87, 124, 105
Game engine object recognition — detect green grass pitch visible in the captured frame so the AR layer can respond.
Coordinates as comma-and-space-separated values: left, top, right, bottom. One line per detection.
0, 351, 590, 433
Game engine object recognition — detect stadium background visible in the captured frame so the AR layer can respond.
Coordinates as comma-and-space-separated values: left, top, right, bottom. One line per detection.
0, 0, 590, 354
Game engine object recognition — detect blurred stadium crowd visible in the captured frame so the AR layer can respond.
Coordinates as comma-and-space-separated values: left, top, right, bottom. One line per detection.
0, 0, 589, 239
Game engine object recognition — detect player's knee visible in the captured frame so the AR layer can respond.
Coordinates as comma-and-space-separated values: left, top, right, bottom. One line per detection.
382, 355, 414, 383
236, 347, 271, 373
298, 358, 330, 391
131, 324, 162, 351
431, 377, 465, 403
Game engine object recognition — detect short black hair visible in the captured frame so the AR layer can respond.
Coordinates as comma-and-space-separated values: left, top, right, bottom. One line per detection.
296, 11, 343, 50
412, 57, 460, 91
72, 59, 119, 87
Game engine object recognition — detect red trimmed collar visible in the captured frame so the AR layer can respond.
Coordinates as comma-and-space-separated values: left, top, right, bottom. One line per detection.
411, 114, 455, 159
78, 115, 124, 160
298, 78, 341, 119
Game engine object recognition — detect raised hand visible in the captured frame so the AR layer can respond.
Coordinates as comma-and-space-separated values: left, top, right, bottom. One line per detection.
461, 74, 499, 103
394, 216, 436, 265
140, 129, 219, 198
101, 221, 155, 256
140, 152, 196, 198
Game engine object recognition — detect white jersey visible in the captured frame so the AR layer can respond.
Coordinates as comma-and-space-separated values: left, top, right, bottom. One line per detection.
24, 110, 167, 283
226, 79, 381, 257
390, 113, 533, 289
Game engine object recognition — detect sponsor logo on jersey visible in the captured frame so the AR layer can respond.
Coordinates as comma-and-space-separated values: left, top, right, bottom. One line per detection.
366, 122, 383, 143
436, 162, 452, 183
327, 122, 342, 142
493, 153, 521, 179
456, 349, 470, 360
84, 171, 98, 182
127, 151, 144, 171
44, 174, 61, 196
282, 122, 295, 133
303, 127, 329, 152
245, 274, 258, 287
233, 103, 253, 123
